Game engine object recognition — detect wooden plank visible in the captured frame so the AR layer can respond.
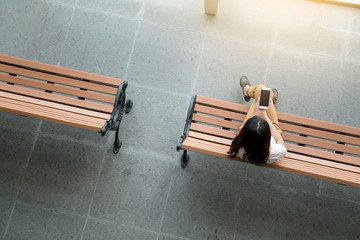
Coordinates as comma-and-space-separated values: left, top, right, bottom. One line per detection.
282, 132, 360, 156
188, 131, 232, 146
196, 95, 360, 136
0, 83, 113, 113
190, 123, 236, 139
0, 101, 104, 131
192, 113, 241, 130
279, 121, 360, 146
0, 91, 110, 120
0, 97, 106, 126
180, 96, 360, 187
194, 104, 246, 122
183, 137, 360, 175
285, 143, 360, 167
182, 137, 238, 160
182, 137, 360, 187
0, 64, 118, 95
277, 112, 360, 136
269, 159, 360, 188
0, 73, 115, 103
196, 95, 250, 113
0, 54, 123, 86
285, 152, 360, 174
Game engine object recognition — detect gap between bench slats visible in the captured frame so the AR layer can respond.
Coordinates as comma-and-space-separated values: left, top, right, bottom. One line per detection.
0, 54, 123, 87
0, 97, 106, 126
0, 64, 118, 95
0, 83, 113, 113
0, 73, 115, 104
0, 91, 110, 120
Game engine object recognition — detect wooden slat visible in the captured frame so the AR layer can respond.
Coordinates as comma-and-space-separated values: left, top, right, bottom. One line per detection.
0, 83, 113, 113
190, 123, 360, 165
0, 91, 110, 120
0, 97, 106, 125
279, 121, 360, 146
277, 112, 360, 136
182, 137, 237, 160
196, 95, 360, 136
0, 73, 115, 103
182, 137, 360, 187
188, 131, 232, 146
192, 113, 241, 130
180, 95, 360, 188
184, 137, 360, 177
196, 95, 249, 113
190, 123, 236, 139
0, 54, 123, 86
183, 137, 360, 178
282, 132, 360, 156
194, 104, 246, 122
285, 152, 360, 174
0, 100, 104, 131
195, 101, 360, 146
0, 64, 118, 95
269, 159, 360, 188
285, 143, 360, 166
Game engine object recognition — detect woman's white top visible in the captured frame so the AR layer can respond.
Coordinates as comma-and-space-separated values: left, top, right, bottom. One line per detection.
238, 136, 287, 163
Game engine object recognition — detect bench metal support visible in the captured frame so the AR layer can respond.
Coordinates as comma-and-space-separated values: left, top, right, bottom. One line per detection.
181, 150, 189, 168
177, 95, 197, 167
100, 81, 133, 153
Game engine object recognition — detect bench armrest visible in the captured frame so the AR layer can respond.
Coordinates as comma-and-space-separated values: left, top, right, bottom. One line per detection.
177, 95, 197, 151
100, 81, 128, 136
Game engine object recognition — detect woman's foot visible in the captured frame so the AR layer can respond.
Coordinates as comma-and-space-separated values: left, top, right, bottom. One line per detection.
272, 88, 278, 105
240, 76, 251, 102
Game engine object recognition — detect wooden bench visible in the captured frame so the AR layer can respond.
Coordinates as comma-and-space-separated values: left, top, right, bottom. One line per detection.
0, 54, 133, 153
177, 95, 360, 188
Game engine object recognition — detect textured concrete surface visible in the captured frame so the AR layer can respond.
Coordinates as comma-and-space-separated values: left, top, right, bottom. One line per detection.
0, 0, 359, 239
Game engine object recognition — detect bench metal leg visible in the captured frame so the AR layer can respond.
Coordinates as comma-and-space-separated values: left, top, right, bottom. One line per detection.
113, 126, 122, 154
181, 150, 189, 168
125, 99, 133, 113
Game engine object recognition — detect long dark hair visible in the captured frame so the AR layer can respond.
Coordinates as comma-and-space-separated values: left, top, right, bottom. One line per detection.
228, 116, 271, 164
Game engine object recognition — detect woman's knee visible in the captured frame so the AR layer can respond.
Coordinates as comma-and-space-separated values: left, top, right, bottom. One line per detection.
254, 84, 267, 99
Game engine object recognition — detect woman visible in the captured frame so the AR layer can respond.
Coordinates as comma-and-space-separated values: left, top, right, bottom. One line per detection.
228, 76, 287, 164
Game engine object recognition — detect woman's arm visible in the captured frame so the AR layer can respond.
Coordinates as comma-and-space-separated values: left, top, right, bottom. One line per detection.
253, 98, 285, 145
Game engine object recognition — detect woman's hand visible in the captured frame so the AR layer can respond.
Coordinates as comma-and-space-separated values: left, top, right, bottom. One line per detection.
253, 97, 268, 119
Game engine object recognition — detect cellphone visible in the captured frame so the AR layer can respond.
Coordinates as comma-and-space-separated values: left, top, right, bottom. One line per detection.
259, 87, 271, 109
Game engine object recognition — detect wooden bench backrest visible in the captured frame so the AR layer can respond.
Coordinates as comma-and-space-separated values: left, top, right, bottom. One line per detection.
0, 54, 123, 114
188, 96, 360, 166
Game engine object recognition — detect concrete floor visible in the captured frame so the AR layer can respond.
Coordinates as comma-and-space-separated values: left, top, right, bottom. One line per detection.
0, 0, 360, 239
